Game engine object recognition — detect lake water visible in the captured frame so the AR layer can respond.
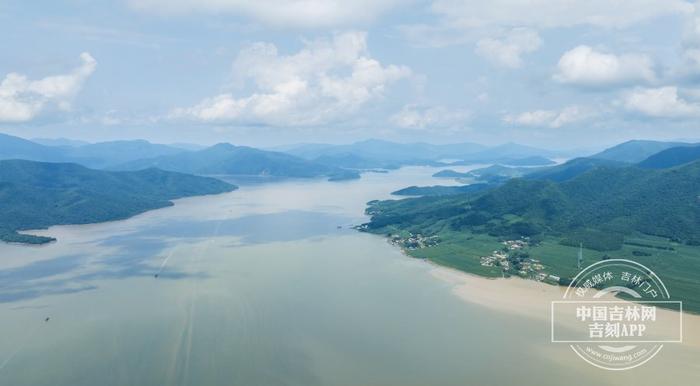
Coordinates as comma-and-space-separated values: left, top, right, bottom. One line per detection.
0, 166, 698, 385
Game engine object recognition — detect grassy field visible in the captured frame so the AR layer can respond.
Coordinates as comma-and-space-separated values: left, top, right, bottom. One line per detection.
391, 230, 700, 313
409, 231, 504, 277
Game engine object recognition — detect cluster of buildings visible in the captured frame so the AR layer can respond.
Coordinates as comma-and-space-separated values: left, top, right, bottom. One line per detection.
519, 259, 545, 276
389, 233, 440, 250
502, 239, 528, 250
479, 250, 509, 269
480, 238, 560, 284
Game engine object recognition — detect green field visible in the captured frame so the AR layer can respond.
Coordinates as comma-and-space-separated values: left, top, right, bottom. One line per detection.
363, 160, 700, 314
379, 229, 700, 314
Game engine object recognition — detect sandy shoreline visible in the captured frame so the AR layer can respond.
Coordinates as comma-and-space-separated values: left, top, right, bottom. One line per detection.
428, 262, 700, 348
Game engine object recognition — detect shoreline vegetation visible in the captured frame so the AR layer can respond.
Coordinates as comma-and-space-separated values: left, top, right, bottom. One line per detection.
381, 233, 698, 339
360, 159, 700, 314
360, 219, 700, 315
0, 160, 237, 244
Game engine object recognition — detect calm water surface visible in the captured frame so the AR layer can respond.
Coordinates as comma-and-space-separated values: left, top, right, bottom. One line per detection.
0, 166, 698, 385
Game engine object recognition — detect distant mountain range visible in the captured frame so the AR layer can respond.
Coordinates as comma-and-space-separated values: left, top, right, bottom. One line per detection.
427, 140, 700, 186
0, 133, 186, 168
279, 139, 559, 169
1, 132, 566, 180
278, 139, 486, 162
589, 139, 698, 163
113, 143, 359, 180
11, 134, 698, 179
454, 139, 700, 184
0, 133, 67, 162
67, 140, 187, 168
513, 141, 700, 182
4, 133, 700, 248
431, 158, 626, 187
31, 137, 90, 147
0, 133, 358, 180
0, 160, 236, 244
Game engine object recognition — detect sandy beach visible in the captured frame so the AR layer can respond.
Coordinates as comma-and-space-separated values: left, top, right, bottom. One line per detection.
429, 263, 700, 348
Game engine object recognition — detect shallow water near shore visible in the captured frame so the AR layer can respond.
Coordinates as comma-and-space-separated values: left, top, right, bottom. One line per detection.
0, 166, 698, 385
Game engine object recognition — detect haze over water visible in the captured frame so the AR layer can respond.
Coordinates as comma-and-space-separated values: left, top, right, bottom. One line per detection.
0, 167, 697, 386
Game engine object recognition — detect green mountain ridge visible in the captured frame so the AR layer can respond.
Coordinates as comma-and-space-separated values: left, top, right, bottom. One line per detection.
637, 144, 700, 169
365, 160, 700, 249
362, 160, 700, 312
0, 160, 236, 244
590, 139, 695, 163
391, 183, 492, 197
524, 157, 626, 182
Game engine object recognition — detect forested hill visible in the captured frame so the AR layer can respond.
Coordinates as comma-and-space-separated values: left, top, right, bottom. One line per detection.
114, 143, 360, 181
0, 160, 236, 244
364, 160, 700, 250
637, 145, 700, 169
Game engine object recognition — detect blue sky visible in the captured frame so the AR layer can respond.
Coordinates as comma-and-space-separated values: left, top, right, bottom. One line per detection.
1, 0, 700, 149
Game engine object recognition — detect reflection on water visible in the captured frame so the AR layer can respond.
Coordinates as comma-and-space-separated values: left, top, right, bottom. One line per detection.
0, 209, 353, 303
130, 210, 355, 242
0, 166, 698, 385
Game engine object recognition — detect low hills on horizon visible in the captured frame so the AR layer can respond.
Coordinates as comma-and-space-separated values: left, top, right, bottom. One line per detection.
4, 133, 698, 174
425, 140, 700, 192
279, 138, 562, 169
0, 133, 358, 181
112, 143, 361, 181
2, 133, 567, 174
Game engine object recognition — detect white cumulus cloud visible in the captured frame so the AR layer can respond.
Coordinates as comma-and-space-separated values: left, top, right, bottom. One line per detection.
391, 104, 471, 129
404, 1, 691, 47
504, 106, 592, 128
675, 2, 700, 79
475, 28, 542, 68
128, 0, 402, 28
0, 53, 96, 122
430, 0, 691, 29
623, 86, 700, 118
553, 45, 655, 87
172, 32, 411, 126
